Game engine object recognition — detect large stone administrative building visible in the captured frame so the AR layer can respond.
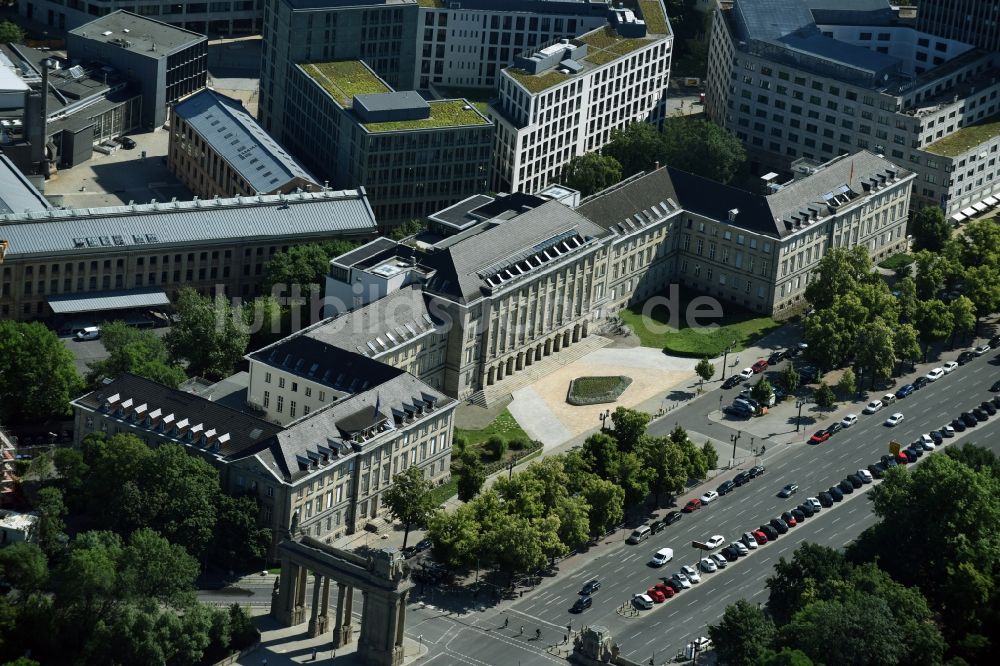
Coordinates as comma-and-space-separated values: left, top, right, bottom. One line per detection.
705, 0, 1000, 216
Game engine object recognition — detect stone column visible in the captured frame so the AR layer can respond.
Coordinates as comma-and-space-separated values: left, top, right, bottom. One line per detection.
307, 571, 322, 636
333, 583, 353, 647
319, 576, 331, 630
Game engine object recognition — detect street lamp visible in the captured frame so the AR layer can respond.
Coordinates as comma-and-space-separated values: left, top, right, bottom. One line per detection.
508, 456, 517, 480
721, 339, 738, 380
599, 409, 611, 431
795, 399, 808, 432
730, 431, 742, 467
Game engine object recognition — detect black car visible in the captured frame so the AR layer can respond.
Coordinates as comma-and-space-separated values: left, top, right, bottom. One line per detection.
768, 350, 786, 365
981, 401, 997, 415
828, 486, 845, 502
120, 136, 136, 150
723, 375, 744, 390
951, 418, 967, 432
770, 517, 789, 534
749, 465, 766, 478
992, 395, 1000, 409
791, 508, 806, 523
733, 471, 752, 486
868, 463, 886, 479
826, 421, 845, 435
910, 444, 925, 458
817, 491, 834, 507
650, 520, 666, 534
846, 474, 864, 489
663, 578, 683, 593
882, 455, 899, 469
797, 502, 815, 517
571, 595, 593, 613
930, 430, 944, 444
760, 524, 780, 540
913, 376, 931, 389
581, 579, 601, 595
414, 538, 433, 553
989, 335, 1000, 348
961, 412, 978, 427
663, 511, 682, 525
958, 351, 976, 365
992, 381, 1000, 392
724, 405, 752, 418
838, 480, 855, 494
717, 480, 737, 495
972, 407, 989, 422
781, 510, 798, 526
721, 545, 741, 561
903, 448, 918, 463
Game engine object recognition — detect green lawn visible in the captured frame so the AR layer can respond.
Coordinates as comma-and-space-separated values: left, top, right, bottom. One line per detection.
570, 376, 623, 398
429, 477, 459, 506
878, 253, 914, 270
455, 408, 529, 447
620, 291, 781, 357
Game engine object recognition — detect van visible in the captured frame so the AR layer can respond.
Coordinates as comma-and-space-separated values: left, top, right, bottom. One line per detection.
882, 393, 897, 405
75, 326, 101, 341
649, 547, 674, 567
626, 525, 651, 544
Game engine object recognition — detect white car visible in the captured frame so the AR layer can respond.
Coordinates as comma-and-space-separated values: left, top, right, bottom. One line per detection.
975, 344, 991, 356
705, 535, 725, 549
841, 414, 858, 427
739, 367, 754, 380
650, 548, 674, 567
700, 490, 720, 504
730, 541, 749, 556
885, 412, 904, 427
671, 573, 692, 589
680, 565, 702, 583
806, 497, 822, 511
857, 469, 874, 483
863, 400, 884, 414
75, 326, 101, 341
942, 425, 956, 437
741, 532, 759, 549
699, 557, 718, 573
633, 593, 654, 610
710, 553, 729, 569
943, 361, 959, 374
920, 434, 937, 450
926, 367, 945, 382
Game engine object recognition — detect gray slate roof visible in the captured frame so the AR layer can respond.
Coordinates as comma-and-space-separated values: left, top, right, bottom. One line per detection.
421, 200, 608, 303
306, 286, 440, 358
172, 89, 318, 195
69, 10, 205, 56
48, 288, 170, 314
0, 154, 52, 215
0, 190, 377, 258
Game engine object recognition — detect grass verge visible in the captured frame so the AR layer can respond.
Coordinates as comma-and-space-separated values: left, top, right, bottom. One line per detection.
455, 408, 529, 446
878, 253, 914, 270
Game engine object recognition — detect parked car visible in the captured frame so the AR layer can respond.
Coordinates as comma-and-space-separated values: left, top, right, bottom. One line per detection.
704, 535, 725, 549
751, 529, 769, 544
633, 594, 655, 610
741, 532, 760, 548
868, 463, 886, 479
925, 367, 945, 382
680, 565, 701, 583
649, 520, 666, 535
958, 351, 976, 365
864, 400, 883, 414
846, 473, 864, 488
768, 350, 786, 364
769, 517, 789, 534
711, 553, 729, 569
652, 581, 675, 599
581, 579, 601, 595
778, 483, 799, 498
828, 486, 845, 502
930, 430, 944, 444
571, 595, 593, 612
739, 367, 755, 380
841, 414, 859, 427
973, 407, 989, 421
723, 375, 744, 389
75, 326, 101, 341
733, 471, 752, 486
780, 511, 797, 527
682, 499, 702, 512
797, 502, 815, 518
961, 412, 978, 428
749, 465, 766, 478
974, 344, 991, 356
914, 376, 931, 389
646, 586, 667, 603
720, 545, 741, 561
857, 469, 874, 483
838, 480, 855, 494
724, 404, 753, 418
797, 365, 819, 382
752, 359, 769, 373
941, 425, 956, 438
885, 412, 904, 427
981, 401, 997, 416
700, 490, 720, 504
990, 334, 1000, 348
942, 361, 959, 373
881, 455, 899, 469
895, 384, 915, 399
817, 492, 834, 507
730, 541, 749, 556
120, 136, 136, 150
805, 497, 822, 511
759, 525, 779, 541
699, 557, 718, 573
951, 418, 967, 432
993, 395, 1000, 409
882, 393, 897, 405
990, 379, 1000, 392
903, 448, 919, 463
663, 511, 682, 525
790, 508, 806, 523
808, 429, 831, 444
826, 421, 844, 435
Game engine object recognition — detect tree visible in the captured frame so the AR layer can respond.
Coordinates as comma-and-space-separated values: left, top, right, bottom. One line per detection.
0, 21, 25, 44
117, 528, 199, 608
561, 152, 622, 196
944, 442, 1000, 476
695, 356, 715, 389
426, 503, 481, 569
812, 382, 835, 408
766, 543, 856, 624
702, 441, 719, 470
893, 322, 921, 372
0, 543, 49, 599
659, 117, 746, 183
637, 436, 687, 506
854, 317, 896, 387
0, 321, 83, 422
382, 466, 437, 550
165, 288, 249, 379
751, 377, 773, 406
949, 295, 976, 347
85, 321, 186, 388
708, 599, 776, 666
388, 219, 427, 240
581, 477, 624, 537
35, 487, 67, 555
913, 250, 959, 300
803, 306, 856, 372
485, 435, 507, 460
612, 451, 651, 510
456, 451, 487, 502
804, 247, 874, 311
672, 425, 709, 481
603, 122, 665, 177
910, 206, 951, 252
755, 649, 814, 666
262, 240, 357, 293
240, 295, 286, 346
835, 367, 856, 398
914, 298, 954, 361
208, 494, 272, 571
956, 218, 1000, 268
895, 276, 918, 322
777, 365, 800, 394
962, 265, 1000, 335
582, 432, 620, 479
609, 407, 650, 453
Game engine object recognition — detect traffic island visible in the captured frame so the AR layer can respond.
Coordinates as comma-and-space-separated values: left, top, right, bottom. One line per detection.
567, 375, 633, 406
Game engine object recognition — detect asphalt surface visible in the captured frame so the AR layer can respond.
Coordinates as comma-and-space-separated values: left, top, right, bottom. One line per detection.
196, 349, 1000, 665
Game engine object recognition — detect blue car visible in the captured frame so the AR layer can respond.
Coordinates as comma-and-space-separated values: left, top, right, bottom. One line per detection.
895, 384, 915, 399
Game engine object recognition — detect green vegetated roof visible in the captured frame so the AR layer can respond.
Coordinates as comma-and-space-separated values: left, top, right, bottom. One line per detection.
301, 61, 390, 107
416, 0, 443, 6
363, 100, 490, 132
577, 26, 654, 65
507, 68, 571, 94
636, 0, 670, 35
924, 113, 1000, 157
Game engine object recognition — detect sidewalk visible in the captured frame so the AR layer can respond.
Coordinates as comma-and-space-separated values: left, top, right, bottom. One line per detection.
240, 616, 427, 665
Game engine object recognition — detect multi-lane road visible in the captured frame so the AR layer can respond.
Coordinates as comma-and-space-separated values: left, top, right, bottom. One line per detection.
402, 349, 1000, 665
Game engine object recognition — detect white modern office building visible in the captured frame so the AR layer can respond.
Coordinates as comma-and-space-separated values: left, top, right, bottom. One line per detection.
488, 3, 673, 194
705, 0, 1000, 216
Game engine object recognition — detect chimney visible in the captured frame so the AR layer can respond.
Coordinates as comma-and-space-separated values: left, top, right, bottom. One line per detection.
728, 208, 739, 223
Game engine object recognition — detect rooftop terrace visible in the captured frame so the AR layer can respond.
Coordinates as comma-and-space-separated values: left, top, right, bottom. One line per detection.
924, 113, 1000, 157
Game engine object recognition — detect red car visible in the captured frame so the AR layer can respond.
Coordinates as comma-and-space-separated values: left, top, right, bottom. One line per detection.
647, 586, 667, 603
808, 429, 831, 444
752, 359, 769, 373
751, 530, 768, 544
781, 511, 798, 527
682, 498, 702, 512
896, 451, 910, 464
652, 582, 675, 599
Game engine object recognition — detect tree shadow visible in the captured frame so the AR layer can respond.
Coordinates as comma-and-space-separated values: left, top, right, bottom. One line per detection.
664, 389, 696, 402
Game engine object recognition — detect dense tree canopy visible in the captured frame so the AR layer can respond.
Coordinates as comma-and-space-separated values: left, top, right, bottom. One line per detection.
910, 206, 951, 252
86, 321, 186, 388
262, 240, 358, 294
0, 321, 83, 422
561, 152, 622, 196
165, 287, 249, 379
382, 466, 437, 550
